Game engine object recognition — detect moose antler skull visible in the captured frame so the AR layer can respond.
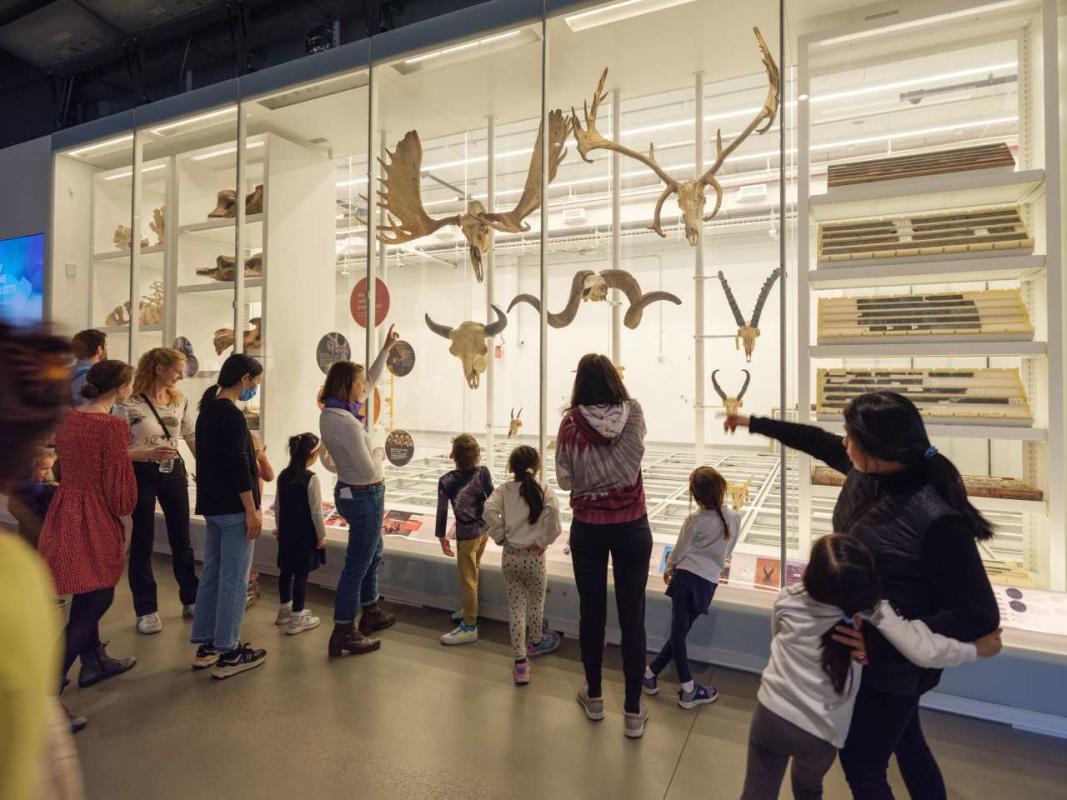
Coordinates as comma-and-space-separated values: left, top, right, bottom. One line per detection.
508, 408, 523, 439
716, 268, 781, 362
425, 305, 508, 389
571, 28, 779, 244
711, 369, 751, 417
726, 477, 754, 511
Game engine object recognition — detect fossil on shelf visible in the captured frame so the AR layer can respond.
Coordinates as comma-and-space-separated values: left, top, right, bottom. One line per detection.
826, 142, 1015, 189
818, 289, 1034, 343
196, 254, 264, 282
816, 368, 1032, 426
208, 185, 264, 219
104, 281, 164, 327
818, 206, 1033, 263
150, 207, 165, 246
213, 317, 263, 356
811, 466, 1043, 501
113, 225, 149, 251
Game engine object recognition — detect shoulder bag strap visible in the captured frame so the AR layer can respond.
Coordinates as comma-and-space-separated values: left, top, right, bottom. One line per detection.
141, 393, 174, 442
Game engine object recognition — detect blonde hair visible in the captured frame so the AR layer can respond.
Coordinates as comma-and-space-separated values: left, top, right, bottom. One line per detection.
132, 347, 186, 403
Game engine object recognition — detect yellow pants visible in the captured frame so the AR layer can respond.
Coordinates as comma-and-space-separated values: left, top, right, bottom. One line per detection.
456, 534, 487, 627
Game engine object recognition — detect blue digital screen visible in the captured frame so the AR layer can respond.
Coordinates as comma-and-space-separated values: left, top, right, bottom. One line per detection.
0, 233, 45, 325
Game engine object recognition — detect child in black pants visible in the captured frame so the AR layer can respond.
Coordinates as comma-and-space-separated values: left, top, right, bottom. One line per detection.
643, 466, 739, 708
272, 433, 327, 635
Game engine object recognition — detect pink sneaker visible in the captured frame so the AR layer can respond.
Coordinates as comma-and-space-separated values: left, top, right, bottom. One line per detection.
513, 659, 530, 685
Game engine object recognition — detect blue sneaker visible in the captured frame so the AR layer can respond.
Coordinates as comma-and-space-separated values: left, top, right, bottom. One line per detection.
641, 671, 659, 696
678, 683, 718, 709
526, 630, 562, 657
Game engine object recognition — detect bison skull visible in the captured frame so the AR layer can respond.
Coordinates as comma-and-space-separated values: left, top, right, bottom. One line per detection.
425, 304, 508, 389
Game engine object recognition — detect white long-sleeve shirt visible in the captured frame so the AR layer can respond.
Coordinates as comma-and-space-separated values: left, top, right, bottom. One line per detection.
666, 508, 740, 584
318, 345, 388, 487
757, 587, 977, 749
484, 480, 563, 551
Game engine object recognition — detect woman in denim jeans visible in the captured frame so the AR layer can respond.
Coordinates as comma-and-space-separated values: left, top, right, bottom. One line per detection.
319, 325, 400, 657
190, 354, 266, 679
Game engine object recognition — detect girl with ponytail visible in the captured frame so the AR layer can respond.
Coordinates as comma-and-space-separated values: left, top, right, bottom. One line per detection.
725, 391, 1002, 796
271, 433, 327, 635
484, 446, 564, 685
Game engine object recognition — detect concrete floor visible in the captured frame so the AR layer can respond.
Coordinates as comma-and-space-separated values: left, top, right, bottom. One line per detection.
67, 559, 1067, 800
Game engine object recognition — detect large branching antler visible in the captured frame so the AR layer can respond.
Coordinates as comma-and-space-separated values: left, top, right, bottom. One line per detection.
699, 27, 781, 222
377, 130, 460, 245
571, 68, 680, 237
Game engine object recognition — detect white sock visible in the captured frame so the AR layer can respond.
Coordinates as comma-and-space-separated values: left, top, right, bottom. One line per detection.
644, 666, 655, 680
681, 680, 695, 694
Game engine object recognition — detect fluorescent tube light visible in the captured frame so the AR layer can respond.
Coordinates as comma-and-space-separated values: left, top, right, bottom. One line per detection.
813, 62, 1016, 103
190, 140, 264, 161
816, 1, 1024, 47
103, 164, 167, 181
69, 135, 133, 158
404, 30, 521, 66
565, 0, 696, 32
149, 107, 237, 137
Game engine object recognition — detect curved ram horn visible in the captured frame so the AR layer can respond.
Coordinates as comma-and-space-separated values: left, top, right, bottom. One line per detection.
710, 369, 727, 401
552, 270, 594, 328
623, 290, 682, 329
424, 314, 453, 339
738, 369, 752, 400
507, 293, 541, 314
484, 304, 508, 337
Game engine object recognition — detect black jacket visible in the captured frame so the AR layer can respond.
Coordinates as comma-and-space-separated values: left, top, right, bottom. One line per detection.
194, 398, 259, 517
276, 469, 324, 574
750, 415, 1000, 695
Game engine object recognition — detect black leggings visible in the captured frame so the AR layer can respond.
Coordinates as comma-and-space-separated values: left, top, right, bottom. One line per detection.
840, 684, 946, 800
63, 587, 115, 676
570, 516, 653, 714
279, 570, 309, 613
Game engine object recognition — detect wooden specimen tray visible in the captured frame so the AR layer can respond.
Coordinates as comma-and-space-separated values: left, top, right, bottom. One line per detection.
818, 206, 1033, 263
811, 466, 1044, 501
826, 143, 1015, 188
816, 368, 1032, 425
818, 289, 1034, 343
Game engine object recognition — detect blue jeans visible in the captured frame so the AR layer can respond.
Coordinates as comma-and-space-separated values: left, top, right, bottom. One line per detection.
191, 513, 253, 652
333, 483, 385, 623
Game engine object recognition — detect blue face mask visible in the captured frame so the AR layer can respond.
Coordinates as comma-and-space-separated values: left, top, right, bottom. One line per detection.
239, 386, 258, 402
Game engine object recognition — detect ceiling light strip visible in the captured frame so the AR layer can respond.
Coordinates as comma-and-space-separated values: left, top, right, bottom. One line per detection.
148, 106, 238, 136
815, 0, 1025, 47
404, 30, 522, 65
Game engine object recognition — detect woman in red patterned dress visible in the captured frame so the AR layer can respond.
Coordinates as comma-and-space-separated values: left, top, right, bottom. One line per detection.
38, 359, 139, 700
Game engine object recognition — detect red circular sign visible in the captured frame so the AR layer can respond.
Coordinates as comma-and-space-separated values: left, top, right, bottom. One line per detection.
350, 278, 390, 328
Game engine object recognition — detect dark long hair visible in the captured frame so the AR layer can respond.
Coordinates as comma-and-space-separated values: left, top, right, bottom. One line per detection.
200, 353, 262, 411
82, 360, 133, 399
569, 353, 631, 408
508, 445, 544, 524
803, 534, 881, 695
844, 391, 994, 541
690, 466, 730, 538
279, 432, 320, 487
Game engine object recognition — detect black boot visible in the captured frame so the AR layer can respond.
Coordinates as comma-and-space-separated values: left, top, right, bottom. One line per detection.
78, 643, 136, 688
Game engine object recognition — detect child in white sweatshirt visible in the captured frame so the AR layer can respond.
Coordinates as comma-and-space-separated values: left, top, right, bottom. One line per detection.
643, 466, 739, 709
740, 534, 1003, 800
484, 446, 563, 686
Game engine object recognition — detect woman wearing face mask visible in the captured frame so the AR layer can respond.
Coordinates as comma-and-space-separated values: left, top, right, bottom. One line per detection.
319, 324, 400, 658
725, 392, 999, 799
188, 354, 266, 679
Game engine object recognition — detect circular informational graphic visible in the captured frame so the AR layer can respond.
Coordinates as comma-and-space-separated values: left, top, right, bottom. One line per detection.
386, 340, 416, 377
385, 429, 415, 467
1006, 587, 1024, 599
1010, 600, 1027, 613
350, 277, 390, 328
173, 336, 194, 356
184, 354, 200, 378
316, 332, 351, 375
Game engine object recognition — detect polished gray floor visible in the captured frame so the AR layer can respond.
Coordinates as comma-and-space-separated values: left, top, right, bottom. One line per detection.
68, 560, 1067, 800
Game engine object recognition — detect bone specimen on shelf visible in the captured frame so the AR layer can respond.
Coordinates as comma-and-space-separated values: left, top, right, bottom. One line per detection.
207, 185, 264, 219
507, 270, 681, 329
424, 305, 508, 389
508, 408, 523, 439
571, 27, 778, 246
105, 302, 131, 327
717, 268, 781, 362
112, 225, 149, 251
103, 280, 164, 327
376, 109, 570, 283
726, 477, 753, 511
711, 369, 751, 417
213, 317, 263, 356
150, 207, 165, 245
196, 253, 264, 282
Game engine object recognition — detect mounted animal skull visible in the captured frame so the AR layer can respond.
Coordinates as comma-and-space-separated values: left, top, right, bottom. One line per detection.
717, 268, 781, 362
377, 111, 571, 283
726, 477, 753, 511
571, 28, 779, 245
508, 408, 523, 438
425, 305, 508, 389
711, 369, 751, 417
508, 269, 681, 329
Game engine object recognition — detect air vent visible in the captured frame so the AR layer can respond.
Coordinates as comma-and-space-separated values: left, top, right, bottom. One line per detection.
562, 208, 587, 226
735, 184, 768, 204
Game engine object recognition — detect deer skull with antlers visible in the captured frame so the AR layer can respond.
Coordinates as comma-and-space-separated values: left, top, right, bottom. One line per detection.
571, 28, 779, 245
508, 408, 523, 438
711, 369, 751, 417
726, 477, 754, 511
425, 305, 508, 389
717, 268, 781, 363
377, 111, 570, 283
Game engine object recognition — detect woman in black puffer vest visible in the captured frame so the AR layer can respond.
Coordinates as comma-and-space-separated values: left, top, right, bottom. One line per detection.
726, 391, 999, 800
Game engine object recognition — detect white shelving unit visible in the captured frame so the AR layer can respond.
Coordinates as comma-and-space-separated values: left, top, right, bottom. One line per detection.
796, 0, 1064, 592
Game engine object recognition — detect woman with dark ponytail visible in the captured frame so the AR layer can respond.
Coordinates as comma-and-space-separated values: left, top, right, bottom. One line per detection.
484, 446, 563, 685
726, 391, 1002, 797
189, 353, 266, 679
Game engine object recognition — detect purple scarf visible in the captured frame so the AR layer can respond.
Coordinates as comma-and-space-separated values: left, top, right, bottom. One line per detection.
324, 396, 365, 423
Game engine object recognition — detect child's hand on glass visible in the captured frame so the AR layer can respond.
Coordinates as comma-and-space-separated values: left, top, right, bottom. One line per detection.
975, 628, 1003, 658
439, 537, 454, 557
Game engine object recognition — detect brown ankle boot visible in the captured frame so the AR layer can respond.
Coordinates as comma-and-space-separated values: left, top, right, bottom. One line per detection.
358, 600, 397, 636
328, 622, 380, 658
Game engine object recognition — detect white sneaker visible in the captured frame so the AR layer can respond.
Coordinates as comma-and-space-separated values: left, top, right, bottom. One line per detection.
440, 623, 478, 646
182, 604, 195, 620
275, 603, 292, 626
624, 705, 649, 739
286, 610, 320, 635
137, 613, 162, 635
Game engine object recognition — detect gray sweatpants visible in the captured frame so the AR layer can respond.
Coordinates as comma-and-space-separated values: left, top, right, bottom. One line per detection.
740, 703, 838, 800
